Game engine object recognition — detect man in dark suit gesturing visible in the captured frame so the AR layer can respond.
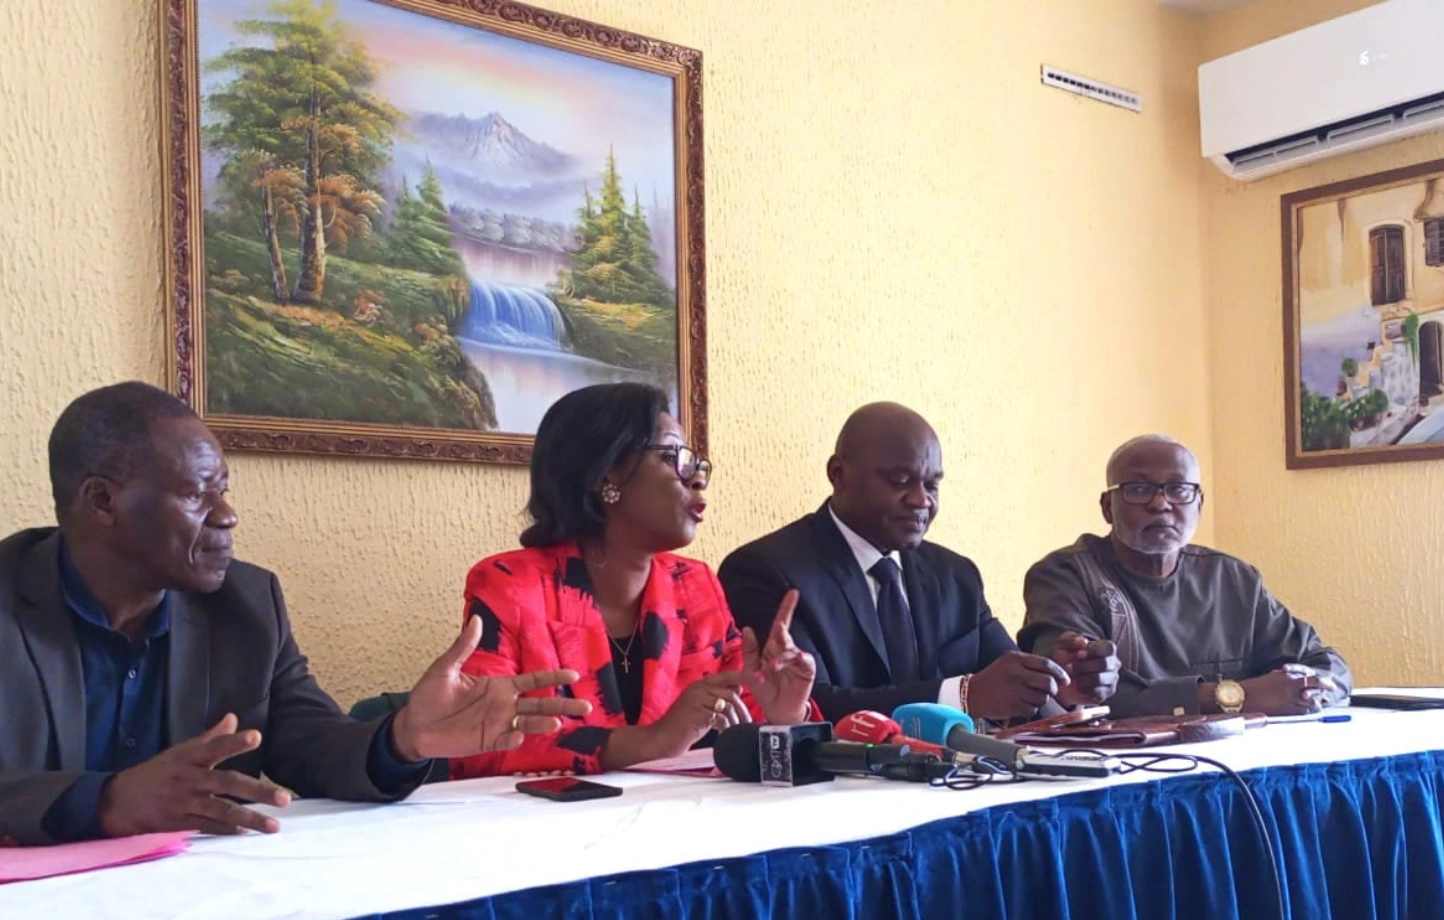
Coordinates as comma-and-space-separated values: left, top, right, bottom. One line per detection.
719, 403, 1119, 724
0, 382, 590, 846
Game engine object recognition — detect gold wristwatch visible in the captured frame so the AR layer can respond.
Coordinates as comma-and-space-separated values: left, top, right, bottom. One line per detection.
1215, 679, 1246, 714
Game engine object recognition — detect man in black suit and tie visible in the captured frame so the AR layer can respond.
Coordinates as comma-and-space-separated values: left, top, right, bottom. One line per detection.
719, 403, 1119, 724
0, 382, 590, 846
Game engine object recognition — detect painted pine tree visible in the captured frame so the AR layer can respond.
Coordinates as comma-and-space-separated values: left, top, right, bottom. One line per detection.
565, 148, 674, 308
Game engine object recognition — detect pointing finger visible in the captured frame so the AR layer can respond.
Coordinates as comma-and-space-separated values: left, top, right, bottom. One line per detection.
771, 590, 799, 636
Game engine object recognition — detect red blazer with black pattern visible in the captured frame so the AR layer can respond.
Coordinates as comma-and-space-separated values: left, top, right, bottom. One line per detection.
450, 543, 813, 778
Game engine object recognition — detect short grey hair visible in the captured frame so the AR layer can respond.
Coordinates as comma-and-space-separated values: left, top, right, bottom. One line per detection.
1105, 434, 1198, 486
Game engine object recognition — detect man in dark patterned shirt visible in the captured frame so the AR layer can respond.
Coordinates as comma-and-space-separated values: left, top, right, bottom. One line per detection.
1018, 434, 1351, 719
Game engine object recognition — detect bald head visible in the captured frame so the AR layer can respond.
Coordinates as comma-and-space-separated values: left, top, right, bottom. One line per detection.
1105, 434, 1199, 486
835, 402, 938, 456
828, 402, 942, 553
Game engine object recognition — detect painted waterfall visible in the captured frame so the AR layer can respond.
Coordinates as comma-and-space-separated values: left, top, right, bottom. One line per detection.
195, 0, 680, 435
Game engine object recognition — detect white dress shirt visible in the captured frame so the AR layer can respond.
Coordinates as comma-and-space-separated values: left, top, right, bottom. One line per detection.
827, 505, 965, 709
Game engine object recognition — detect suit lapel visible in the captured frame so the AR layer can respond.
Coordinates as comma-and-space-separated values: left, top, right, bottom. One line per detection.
901, 551, 941, 679
167, 593, 211, 745
15, 534, 85, 770
637, 557, 684, 726
809, 508, 892, 676
546, 547, 625, 722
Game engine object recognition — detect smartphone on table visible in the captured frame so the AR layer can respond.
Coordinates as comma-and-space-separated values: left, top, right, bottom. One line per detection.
515, 777, 623, 802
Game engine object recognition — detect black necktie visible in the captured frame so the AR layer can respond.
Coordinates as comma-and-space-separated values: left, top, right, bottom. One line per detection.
869, 557, 920, 683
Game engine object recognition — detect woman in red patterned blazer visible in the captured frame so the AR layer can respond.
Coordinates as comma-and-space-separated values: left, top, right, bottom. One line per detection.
451, 383, 817, 778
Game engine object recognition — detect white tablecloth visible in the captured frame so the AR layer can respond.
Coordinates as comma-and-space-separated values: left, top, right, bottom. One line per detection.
2, 706, 1438, 920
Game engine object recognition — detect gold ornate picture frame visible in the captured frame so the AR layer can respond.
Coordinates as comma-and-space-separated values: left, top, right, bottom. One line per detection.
1283, 158, 1444, 469
160, 0, 705, 463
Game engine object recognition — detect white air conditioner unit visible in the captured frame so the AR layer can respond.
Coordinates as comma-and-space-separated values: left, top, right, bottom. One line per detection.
1199, 0, 1444, 181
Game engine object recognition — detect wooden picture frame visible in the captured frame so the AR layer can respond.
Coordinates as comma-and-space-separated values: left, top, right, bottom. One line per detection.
1283, 157, 1444, 469
160, 0, 705, 463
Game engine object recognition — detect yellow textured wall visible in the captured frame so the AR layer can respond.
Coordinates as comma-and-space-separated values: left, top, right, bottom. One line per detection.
0, 0, 1211, 706
1202, 0, 1444, 688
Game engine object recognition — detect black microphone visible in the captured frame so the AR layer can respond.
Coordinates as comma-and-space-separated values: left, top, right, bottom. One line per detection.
713, 723, 911, 786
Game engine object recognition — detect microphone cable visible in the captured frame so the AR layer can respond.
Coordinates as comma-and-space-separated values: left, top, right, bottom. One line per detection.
916, 749, 1288, 920
929, 756, 1028, 789
1063, 750, 1289, 920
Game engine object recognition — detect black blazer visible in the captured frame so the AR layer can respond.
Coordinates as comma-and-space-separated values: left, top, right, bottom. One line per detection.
718, 504, 1017, 722
0, 528, 421, 846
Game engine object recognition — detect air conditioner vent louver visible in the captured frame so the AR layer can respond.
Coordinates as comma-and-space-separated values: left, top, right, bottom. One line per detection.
1224, 89, 1444, 176
1199, 0, 1444, 180
1404, 99, 1444, 122
1041, 66, 1142, 114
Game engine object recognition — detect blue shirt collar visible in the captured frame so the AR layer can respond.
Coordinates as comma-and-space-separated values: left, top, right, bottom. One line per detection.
58, 536, 172, 641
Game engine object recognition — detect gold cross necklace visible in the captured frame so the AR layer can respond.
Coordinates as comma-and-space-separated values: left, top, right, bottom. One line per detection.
609, 625, 639, 673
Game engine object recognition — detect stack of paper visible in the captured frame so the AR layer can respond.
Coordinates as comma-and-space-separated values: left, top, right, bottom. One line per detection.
627, 748, 725, 777
0, 832, 193, 884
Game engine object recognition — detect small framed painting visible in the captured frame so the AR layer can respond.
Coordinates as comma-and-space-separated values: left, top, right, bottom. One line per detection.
1283, 157, 1444, 469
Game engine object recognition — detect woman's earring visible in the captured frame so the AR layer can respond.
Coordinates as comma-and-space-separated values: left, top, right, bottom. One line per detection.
600, 482, 621, 505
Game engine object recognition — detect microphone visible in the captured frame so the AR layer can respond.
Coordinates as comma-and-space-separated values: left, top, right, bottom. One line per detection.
712, 723, 911, 786
835, 710, 954, 760
893, 703, 1115, 780
892, 702, 976, 748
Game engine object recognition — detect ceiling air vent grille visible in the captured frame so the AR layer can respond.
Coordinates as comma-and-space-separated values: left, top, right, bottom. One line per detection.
1041, 66, 1142, 114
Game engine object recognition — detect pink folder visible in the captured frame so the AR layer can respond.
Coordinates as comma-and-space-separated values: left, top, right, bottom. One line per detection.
0, 832, 193, 884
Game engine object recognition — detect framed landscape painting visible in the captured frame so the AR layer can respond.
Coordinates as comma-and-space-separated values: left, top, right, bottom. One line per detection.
161, 0, 705, 463
1284, 158, 1444, 469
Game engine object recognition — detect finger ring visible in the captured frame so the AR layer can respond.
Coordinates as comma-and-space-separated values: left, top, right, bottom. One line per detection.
712, 697, 727, 714
510, 714, 522, 731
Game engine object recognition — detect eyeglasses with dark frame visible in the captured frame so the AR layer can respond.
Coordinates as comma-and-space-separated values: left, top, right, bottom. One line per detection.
1109, 481, 1202, 505
643, 444, 712, 484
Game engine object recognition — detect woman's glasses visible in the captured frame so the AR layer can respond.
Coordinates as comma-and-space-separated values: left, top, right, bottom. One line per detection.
643, 444, 712, 484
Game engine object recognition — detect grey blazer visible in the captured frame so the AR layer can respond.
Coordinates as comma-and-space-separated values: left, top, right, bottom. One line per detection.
0, 527, 418, 846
